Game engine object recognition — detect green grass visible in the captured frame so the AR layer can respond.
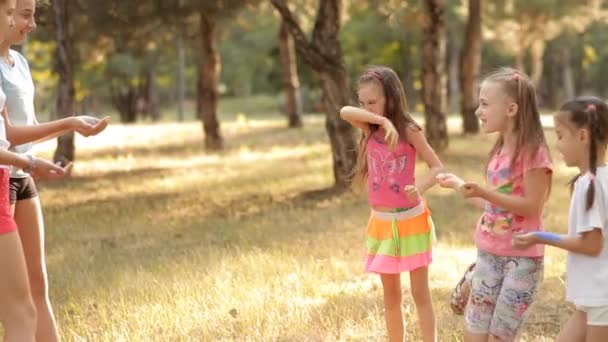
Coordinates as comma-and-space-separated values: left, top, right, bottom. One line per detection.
21, 104, 576, 341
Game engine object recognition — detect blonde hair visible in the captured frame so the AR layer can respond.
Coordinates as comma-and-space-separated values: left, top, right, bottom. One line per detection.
482, 67, 548, 169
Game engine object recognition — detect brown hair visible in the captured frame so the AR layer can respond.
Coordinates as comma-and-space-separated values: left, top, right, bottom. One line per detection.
350, 66, 420, 189
556, 96, 608, 210
482, 67, 548, 170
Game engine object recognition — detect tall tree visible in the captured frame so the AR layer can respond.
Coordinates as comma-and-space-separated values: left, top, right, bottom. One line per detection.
278, 18, 302, 128
421, 0, 448, 151
486, 0, 599, 86
459, 0, 481, 134
179, 1, 254, 150
52, 0, 76, 163
198, 9, 223, 149
272, 0, 357, 189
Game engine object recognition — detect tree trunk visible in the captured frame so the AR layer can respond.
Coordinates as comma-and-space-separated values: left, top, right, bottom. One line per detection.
111, 83, 138, 123
272, 0, 357, 189
199, 10, 223, 150
402, 40, 416, 110
421, 0, 448, 151
318, 69, 357, 189
52, 0, 75, 164
177, 34, 185, 122
278, 20, 302, 128
459, 0, 481, 134
144, 66, 160, 121
562, 46, 575, 100
447, 40, 459, 115
529, 39, 545, 87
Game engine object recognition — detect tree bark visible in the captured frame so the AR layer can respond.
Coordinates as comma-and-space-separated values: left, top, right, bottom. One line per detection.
448, 40, 459, 115
177, 33, 185, 122
52, 0, 76, 164
111, 82, 138, 123
272, 0, 357, 189
529, 39, 545, 87
278, 19, 302, 128
144, 66, 160, 121
421, 0, 448, 151
459, 0, 481, 134
199, 10, 223, 150
562, 45, 575, 100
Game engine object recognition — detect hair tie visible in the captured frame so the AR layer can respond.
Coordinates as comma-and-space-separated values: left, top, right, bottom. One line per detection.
512, 73, 520, 81
589, 172, 596, 182
587, 103, 597, 112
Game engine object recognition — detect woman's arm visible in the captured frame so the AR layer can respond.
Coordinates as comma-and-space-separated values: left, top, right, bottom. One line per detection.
3, 109, 109, 145
0, 149, 66, 179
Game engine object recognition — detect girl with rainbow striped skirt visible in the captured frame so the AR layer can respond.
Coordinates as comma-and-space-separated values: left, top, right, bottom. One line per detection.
341, 65, 443, 342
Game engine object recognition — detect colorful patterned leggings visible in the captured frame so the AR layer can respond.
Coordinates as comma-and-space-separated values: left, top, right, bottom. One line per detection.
465, 250, 544, 341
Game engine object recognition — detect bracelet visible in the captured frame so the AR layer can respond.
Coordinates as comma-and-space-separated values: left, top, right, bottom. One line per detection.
533, 231, 562, 243
23, 155, 36, 173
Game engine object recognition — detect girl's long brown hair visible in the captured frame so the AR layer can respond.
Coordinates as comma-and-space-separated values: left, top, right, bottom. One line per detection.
351, 66, 420, 190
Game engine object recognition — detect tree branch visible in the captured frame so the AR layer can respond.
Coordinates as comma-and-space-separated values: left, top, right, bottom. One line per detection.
271, 0, 327, 70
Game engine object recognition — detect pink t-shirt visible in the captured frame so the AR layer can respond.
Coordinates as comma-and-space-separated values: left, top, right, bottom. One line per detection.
475, 145, 552, 257
367, 133, 420, 208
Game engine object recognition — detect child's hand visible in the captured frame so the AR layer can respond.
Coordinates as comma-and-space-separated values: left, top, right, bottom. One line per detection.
436, 172, 465, 189
512, 232, 538, 249
381, 118, 398, 150
27, 158, 71, 180
404, 185, 419, 200
460, 182, 484, 198
73, 116, 110, 137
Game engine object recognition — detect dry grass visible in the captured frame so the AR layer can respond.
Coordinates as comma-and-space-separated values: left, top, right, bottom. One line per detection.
22, 108, 575, 341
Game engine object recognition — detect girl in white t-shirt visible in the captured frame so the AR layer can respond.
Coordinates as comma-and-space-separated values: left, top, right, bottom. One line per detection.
0, 0, 109, 340
0, 1, 71, 340
514, 96, 608, 342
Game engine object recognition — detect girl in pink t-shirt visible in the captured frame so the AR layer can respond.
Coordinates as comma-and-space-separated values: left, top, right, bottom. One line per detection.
341, 66, 443, 342
437, 68, 552, 341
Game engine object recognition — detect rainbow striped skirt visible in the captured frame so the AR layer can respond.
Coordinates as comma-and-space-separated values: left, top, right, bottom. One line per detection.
365, 202, 435, 274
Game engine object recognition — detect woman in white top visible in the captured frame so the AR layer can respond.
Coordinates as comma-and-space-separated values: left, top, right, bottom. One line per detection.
0, 0, 109, 340
514, 97, 608, 342
0, 1, 70, 341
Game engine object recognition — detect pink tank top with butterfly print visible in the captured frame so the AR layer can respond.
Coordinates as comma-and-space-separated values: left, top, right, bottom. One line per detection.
367, 132, 419, 208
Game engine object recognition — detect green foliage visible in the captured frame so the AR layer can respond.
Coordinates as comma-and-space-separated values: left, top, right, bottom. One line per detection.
25, 0, 608, 121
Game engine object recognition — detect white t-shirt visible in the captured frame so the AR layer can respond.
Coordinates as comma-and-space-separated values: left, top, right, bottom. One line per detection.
566, 166, 608, 307
0, 49, 36, 177
0, 86, 9, 151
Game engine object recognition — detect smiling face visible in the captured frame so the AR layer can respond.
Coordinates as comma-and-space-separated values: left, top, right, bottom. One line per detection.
6, 0, 35, 46
475, 81, 518, 134
357, 80, 386, 117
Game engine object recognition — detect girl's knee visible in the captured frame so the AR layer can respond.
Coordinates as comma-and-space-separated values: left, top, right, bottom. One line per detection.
383, 288, 403, 310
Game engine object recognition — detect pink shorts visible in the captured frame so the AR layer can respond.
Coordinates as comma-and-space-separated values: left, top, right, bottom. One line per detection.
0, 168, 17, 234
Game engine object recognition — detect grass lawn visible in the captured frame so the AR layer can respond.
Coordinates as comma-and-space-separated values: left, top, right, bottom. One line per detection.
21, 98, 576, 341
